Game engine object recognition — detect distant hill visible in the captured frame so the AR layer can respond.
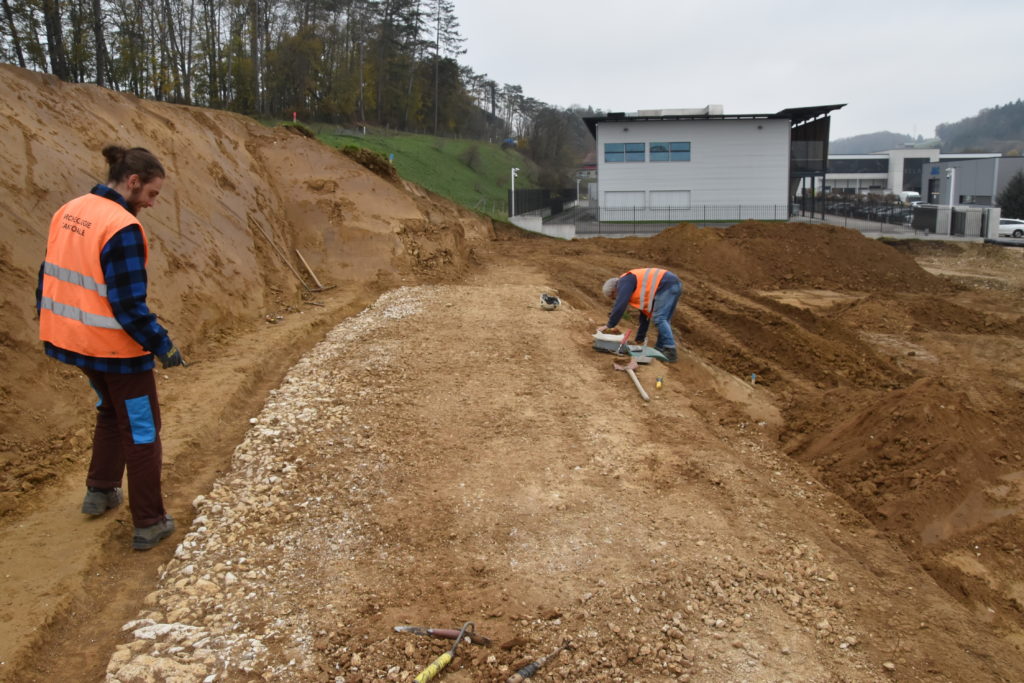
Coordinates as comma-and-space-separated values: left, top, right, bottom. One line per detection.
936, 100, 1024, 155
829, 131, 920, 154
831, 100, 1024, 156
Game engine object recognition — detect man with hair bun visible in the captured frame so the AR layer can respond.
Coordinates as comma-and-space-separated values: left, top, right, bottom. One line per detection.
37, 145, 184, 550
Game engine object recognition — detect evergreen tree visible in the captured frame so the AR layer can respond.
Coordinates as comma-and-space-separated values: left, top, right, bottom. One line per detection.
997, 170, 1024, 219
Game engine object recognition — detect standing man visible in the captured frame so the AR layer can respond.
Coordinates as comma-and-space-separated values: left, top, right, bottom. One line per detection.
598, 267, 683, 363
37, 145, 185, 550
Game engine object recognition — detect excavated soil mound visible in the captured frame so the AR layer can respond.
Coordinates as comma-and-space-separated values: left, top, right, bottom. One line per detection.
632, 221, 950, 293
798, 376, 1020, 532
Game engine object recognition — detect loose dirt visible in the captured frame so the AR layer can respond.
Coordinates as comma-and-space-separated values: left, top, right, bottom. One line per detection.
2, 64, 1024, 681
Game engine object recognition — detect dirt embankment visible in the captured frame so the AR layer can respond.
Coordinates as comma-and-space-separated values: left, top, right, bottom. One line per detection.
0, 63, 492, 517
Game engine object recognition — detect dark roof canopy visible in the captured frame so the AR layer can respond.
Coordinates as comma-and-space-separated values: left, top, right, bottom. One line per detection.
774, 104, 846, 126
583, 104, 845, 138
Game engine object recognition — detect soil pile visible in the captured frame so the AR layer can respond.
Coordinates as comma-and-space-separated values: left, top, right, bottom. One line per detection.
631, 221, 949, 293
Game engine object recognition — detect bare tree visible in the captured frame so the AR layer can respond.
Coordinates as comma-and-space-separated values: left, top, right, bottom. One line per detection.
2, 0, 27, 68
40, 0, 69, 78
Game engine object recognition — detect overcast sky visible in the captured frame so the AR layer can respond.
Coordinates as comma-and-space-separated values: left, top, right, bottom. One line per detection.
454, 0, 1023, 141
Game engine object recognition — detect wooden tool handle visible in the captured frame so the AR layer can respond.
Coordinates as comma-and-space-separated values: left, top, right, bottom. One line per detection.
626, 368, 650, 401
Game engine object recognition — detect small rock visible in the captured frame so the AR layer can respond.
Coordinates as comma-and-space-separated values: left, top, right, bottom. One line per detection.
883, 661, 896, 671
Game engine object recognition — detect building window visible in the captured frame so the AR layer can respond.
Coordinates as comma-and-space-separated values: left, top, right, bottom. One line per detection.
650, 142, 691, 162
960, 195, 992, 206
902, 157, 929, 191
605, 142, 645, 163
827, 158, 888, 174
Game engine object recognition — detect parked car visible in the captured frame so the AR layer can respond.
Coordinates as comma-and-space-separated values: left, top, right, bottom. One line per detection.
998, 218, 1024, 238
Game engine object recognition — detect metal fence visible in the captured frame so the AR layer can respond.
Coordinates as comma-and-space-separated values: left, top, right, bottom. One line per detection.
794, 197, 992, 238
545, 204, 794, 235
795, 197, 914, 232
508, 188, 576, 216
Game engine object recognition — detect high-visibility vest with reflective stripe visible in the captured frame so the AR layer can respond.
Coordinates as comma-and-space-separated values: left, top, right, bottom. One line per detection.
623, 268, 668, 317
39, 193, 150, 358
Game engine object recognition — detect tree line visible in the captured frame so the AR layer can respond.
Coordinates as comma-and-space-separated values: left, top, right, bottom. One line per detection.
0, 0, 596, 186
936, 100, 1024, 156
828, 131, 922, 155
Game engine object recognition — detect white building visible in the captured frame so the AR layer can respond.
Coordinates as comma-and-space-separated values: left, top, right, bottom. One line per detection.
583, 105, 844, 221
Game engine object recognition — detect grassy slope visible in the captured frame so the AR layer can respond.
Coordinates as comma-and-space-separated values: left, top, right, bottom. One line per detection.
313, 126, 538, 219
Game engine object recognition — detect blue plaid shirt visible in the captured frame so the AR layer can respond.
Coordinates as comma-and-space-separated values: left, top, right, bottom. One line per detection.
37, 185, 173, 373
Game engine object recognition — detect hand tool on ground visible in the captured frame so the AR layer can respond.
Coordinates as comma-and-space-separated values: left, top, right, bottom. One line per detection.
613, 360, 650, 401
295, 249, 337, 292
505, 641, 571, 682
251, 221, 311, 292
539, 293, 561, 310
394, 624, 492, 646
412, 621, 475, 682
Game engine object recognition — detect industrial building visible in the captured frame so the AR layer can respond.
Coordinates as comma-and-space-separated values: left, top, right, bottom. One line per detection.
581, 105, 844, 221
921, 156, 1024, 206
821, 148, 1023, 206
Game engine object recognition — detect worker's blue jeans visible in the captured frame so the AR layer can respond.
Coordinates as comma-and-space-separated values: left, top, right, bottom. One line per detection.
650, 280, 682, 349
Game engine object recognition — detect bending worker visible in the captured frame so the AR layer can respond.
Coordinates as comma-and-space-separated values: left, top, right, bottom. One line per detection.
37, 145, 185, 551
597, 267, 683, 363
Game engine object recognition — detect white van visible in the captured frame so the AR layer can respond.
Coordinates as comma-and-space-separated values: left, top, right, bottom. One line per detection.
898, 191, 921, 205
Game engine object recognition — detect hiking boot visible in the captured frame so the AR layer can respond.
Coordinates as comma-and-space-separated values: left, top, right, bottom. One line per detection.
132, 515, 175, 551
81, 487, 123, 516
656, 346, 678, 363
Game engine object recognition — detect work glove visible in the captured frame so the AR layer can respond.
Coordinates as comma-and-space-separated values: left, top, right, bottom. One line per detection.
158, 345, 187, 368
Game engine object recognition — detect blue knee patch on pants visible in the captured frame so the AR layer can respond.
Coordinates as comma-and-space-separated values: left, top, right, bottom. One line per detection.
125, 396, 156, 444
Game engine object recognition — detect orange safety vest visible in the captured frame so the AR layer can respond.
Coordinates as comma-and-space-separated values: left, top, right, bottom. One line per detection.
39, 193, 150, 358
623, 268, 668, 317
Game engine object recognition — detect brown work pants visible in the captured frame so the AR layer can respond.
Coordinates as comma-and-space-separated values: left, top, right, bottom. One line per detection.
81, 368, 166, 527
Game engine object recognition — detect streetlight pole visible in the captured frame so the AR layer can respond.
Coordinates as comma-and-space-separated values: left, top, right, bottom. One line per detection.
576, 177, 581, 205
510, 167, 519, 217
